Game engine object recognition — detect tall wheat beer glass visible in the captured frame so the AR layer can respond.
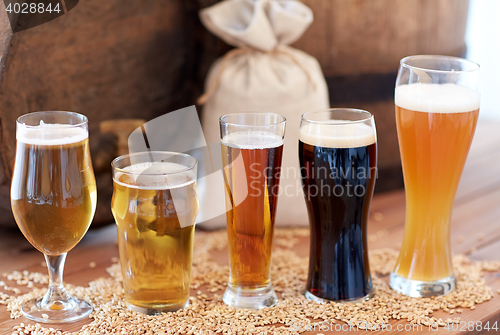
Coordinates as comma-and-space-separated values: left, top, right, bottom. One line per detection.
390, 56, 480, 297
220, 113, 286, 309
299, 109, 377, 302
111, 152, 198, 314
11, 111, 96, 322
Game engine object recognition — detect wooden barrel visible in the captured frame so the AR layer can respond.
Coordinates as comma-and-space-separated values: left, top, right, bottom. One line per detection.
294, 0, 469, 76
293, 0, 470, 191
0, 0, 470, 227
0, 0, 227, 228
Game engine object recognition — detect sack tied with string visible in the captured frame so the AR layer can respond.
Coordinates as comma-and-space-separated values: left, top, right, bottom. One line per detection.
198, 0, 329, 228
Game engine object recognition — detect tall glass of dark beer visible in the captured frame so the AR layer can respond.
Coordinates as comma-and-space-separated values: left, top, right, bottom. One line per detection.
11, 111, 96, 322
390, 56, 480, 297
220, 112, 286, 309
299, 109, 377, 302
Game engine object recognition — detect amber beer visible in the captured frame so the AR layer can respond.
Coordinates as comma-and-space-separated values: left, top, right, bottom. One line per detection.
222, 133, 283, 288
11, 111, 95, 323
393, 83, 479, 282
220, 113, 286, 309
111, 154, 198, 313
299, 109, 377, 302
11, 126, 96, 255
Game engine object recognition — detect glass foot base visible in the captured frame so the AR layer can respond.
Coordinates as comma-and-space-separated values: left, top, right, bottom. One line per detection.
304, 290, 374, 304
222, 284, 278, 309
22, 297, 92, 323
389, 272, 456, 297
126, 301, 188, 315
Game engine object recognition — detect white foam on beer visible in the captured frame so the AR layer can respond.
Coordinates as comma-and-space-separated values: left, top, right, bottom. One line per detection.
299, 122, 376, 149
17, 121, 88, 145
115, 162, 196, 190
395, 83, 480, 113
221, 131, 284, 149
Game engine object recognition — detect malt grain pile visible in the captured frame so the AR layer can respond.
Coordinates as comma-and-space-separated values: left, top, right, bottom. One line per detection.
3, 229, 500, 334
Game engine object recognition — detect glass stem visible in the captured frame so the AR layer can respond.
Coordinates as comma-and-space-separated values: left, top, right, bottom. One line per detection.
39, 253, 71, 306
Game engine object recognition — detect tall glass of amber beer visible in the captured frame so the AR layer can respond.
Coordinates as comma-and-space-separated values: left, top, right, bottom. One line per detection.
390, 55, 480, 297
111, 151, 198, 314
220, 113, 286, 309
11, 111, 96, 323
299, 109, 377, 302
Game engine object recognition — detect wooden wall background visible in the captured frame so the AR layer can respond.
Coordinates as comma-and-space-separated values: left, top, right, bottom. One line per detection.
0, 0, 470, 227
0, 0, 226, 227
294, 0, 470, 191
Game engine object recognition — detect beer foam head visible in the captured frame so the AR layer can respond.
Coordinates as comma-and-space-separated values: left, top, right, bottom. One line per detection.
17, 121, 88, 145
221, 131, 284, 149
300, 122, 376, 149
395, 83, 480, 113
115, 162, 196, 190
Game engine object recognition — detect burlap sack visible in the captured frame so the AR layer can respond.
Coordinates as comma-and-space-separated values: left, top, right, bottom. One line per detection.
198, 0, 329, 228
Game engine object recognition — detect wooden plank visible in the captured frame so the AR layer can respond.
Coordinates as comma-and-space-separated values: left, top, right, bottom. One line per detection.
0, 132, 499, 334
293, 0, 469, 76
0, 1, 15, 81
0, 1, 16, 231
2, 223, 500, 334
367, 183, 500, 254
461, 120, 500, 161
455, 119, 500, 204
365, 119, 500, 248
0, 226, 119, 333
368, 190, 405, 231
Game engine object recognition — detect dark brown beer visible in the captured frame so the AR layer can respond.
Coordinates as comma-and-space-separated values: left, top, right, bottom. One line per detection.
221, 131, 284, 290
299, 122, 376, 301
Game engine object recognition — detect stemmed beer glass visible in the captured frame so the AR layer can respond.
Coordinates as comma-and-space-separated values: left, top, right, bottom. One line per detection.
11, 111, 96, 322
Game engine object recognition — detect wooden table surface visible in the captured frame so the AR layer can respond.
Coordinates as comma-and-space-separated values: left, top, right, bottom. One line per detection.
1, 119, 500, 334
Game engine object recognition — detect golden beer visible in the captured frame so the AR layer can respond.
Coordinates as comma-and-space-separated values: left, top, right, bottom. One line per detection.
222, 132, 284, 290
112, 158, 198, 313
394, 83, 479, 281
12, 111, 95, 323
12, 127, 96, 256
390, 56, 480, 297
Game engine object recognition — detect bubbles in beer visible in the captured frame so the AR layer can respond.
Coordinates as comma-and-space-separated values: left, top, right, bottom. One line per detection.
11, 122, 95, 255
17, 122, 88, 145
395, 83, 480, 114
112, 158, 198, 311
299, 123, 376, 149
221, 131, 284, 149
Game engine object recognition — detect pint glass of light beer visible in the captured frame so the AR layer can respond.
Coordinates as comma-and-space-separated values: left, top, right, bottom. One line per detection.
299, 109, 377, 302
220, 113, 286, 309
12, 111, 96, 323
390, 55, 480, 297
111, 152, 198, 314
